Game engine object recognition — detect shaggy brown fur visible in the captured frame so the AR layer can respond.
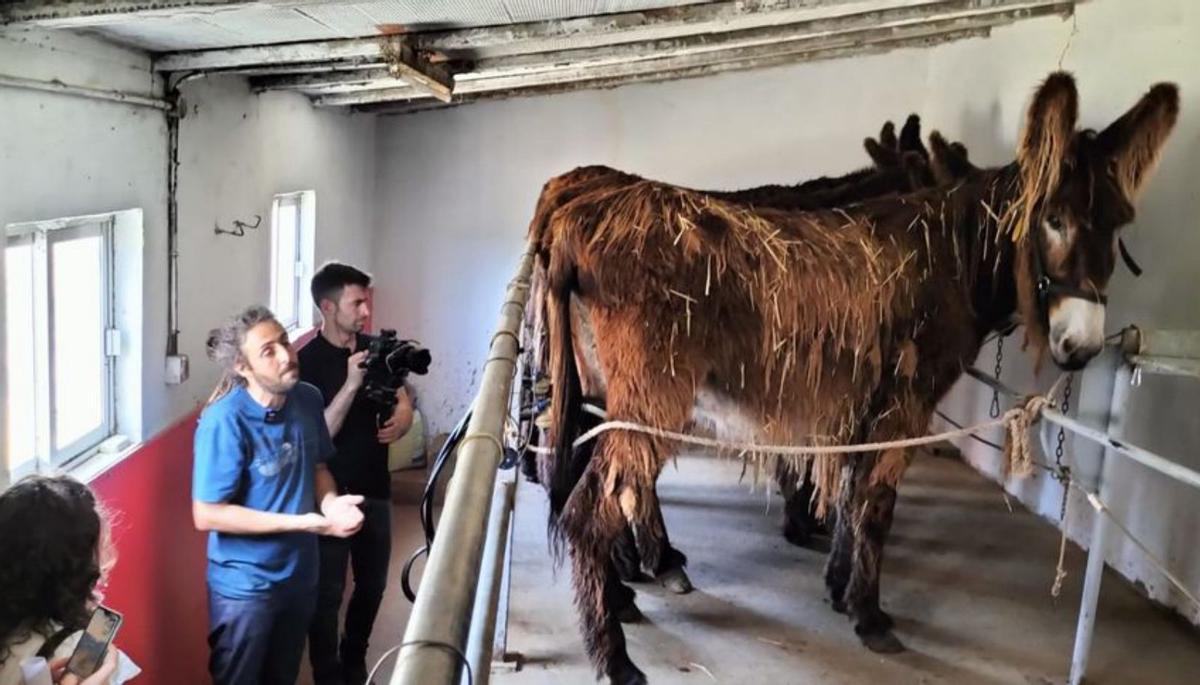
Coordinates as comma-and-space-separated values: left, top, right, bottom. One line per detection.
536, 73, 1179, 684
526, 116, 958, 588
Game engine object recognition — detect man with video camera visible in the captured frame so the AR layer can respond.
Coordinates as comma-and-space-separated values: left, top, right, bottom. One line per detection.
300, 262, 416, 685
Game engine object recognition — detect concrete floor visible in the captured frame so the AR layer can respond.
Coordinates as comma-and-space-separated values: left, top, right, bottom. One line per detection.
494, 452, 1200, 684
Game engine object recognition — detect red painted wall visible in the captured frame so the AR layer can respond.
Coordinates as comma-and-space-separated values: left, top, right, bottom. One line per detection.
90, 410, 208, 684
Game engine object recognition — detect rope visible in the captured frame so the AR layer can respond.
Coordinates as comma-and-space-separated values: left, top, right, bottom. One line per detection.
570, 395, 1048, 469
1051, 478, 1072, 598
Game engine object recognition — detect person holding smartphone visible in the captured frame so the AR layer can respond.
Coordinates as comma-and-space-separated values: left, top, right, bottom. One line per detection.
193, 305, 365, 685
0, 476, 129, 684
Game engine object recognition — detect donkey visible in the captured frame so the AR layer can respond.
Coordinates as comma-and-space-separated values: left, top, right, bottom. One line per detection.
524, 117, 970, 599
541, 72, 1178, 683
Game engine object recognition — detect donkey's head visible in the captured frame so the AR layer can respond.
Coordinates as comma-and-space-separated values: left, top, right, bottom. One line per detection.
1013, 72, 1179, 370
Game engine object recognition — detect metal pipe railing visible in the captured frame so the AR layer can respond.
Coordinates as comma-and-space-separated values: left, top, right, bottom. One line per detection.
389, 245, 534, 685
463, 477, 517, 685
959, 341, 1200, 685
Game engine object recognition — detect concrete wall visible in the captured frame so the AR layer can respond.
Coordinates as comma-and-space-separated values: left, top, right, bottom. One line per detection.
0, 28, 378, 445
370, 0, 1200, 622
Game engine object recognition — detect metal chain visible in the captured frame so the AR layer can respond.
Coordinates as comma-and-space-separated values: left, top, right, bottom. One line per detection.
1050, 373, 1075, 599
1054, 373, 1074, 522
1055, 374, 1073, 469
989, 336, 1004, 418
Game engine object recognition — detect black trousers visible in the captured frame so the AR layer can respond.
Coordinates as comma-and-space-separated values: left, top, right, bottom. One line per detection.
208, 586, 315, 685
308, 497, 393, 684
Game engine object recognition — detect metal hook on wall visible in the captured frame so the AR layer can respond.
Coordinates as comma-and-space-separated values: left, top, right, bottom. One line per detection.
214, 214, 262, 237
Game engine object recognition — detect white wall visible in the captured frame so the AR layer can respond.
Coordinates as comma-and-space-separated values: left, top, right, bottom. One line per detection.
370, 0, 1200, 622
0, 29, 377, 459
172, 76, 377, 416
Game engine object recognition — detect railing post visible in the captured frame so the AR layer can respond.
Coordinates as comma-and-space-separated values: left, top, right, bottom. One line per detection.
1068, 362, 1132, 685
389, 245, 534, 685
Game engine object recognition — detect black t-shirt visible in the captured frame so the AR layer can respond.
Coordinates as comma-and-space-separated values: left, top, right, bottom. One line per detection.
299, 332, 391, 499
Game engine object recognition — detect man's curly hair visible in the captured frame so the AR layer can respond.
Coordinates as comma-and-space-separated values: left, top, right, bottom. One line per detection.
0, 476, 108, 663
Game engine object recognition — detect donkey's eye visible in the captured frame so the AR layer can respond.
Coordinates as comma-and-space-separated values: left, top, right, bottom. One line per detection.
1046, 215, 1064, 231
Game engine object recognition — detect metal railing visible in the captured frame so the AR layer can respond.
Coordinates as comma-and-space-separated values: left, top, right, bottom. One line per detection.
388, 244, 533, 685
965, 326, 1200, 685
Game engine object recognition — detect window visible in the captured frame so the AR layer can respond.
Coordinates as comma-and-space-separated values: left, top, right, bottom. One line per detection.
5, 216, 116, 473
270, 191, 316, 333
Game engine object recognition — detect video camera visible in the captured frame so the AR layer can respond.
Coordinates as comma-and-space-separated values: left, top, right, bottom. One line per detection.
360, 329, 431, 420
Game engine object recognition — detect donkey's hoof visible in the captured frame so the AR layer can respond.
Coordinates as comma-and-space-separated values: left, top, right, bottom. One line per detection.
830, 597, 848, 614
616, 601, 644, 624
858, 628, 905, 654
608, 657, 648, 685
658, 567, 693, 594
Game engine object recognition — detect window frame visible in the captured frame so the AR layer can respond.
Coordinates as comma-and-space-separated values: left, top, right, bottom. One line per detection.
5, 214, 117, 472
269, 190, 316, 334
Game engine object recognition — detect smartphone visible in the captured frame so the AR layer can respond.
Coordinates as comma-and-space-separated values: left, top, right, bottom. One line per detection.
65, 605, 122, 678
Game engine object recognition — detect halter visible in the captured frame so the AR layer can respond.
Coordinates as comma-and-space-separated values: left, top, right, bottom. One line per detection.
1029, 231, 1107, 313
1028, 228, 1146, 333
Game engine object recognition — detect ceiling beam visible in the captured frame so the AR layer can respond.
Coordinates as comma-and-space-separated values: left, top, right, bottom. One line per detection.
150, 0, 936, 72
359, 28, 991, 117
381, 37, 453, 103
461, 0, 1072, 80
0, 0, 256, 25
155, 36, 383, 72
316, 19, 1006, 108
310, 1, 1070, 107
250, 67, 396, 93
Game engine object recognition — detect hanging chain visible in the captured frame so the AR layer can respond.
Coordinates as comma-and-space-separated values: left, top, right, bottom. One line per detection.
1054, 374, 1073, 471
1050, 372, 1075, 599
989, 336, 1004, 418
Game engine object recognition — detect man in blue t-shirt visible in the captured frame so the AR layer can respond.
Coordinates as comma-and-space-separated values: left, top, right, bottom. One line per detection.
192, 305, 365, 685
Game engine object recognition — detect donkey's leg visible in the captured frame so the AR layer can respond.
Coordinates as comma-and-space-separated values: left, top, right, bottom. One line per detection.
824, 461, 860, 613
647, 492, 693, 594
562, 460, 646, 684
612, 524, 652, 583
611, 515, 692, 594
782, 465, 827, 547
845, 452, 906, 654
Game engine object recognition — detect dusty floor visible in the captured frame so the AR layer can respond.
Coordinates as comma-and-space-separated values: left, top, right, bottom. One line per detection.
492, 452, 1200, 684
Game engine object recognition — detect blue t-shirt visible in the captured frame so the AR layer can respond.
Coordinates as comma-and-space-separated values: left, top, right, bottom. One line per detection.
192, 382, 335, 599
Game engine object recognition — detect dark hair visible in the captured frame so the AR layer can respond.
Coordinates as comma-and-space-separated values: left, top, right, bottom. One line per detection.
310, 261, 371, 310
204, 304, 279, 405
0, 476, 110, 662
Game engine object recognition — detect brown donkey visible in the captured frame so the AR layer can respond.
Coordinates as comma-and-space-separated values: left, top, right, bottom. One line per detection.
525, 117, 970, 600
541, 72, 1178, 683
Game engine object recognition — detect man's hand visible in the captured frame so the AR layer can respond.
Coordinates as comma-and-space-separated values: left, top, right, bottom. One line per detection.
320, 494, 365, 537
377, 416, 404, 444
377, 386, 413, 444
49, 646, 118, 684
346, 350, 368, 390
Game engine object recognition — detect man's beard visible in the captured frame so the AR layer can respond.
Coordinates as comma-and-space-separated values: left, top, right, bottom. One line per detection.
254, 367, 299, 394
339, 314, 365, 333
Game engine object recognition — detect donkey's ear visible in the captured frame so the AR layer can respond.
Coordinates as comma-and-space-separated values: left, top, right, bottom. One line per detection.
899, 114, 928, 160
1098, 82, 1180, 200
878, 120, 897, 152
1018, 71, 1078, 182
864, 135, 898, 168
929, 131, 977, 184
